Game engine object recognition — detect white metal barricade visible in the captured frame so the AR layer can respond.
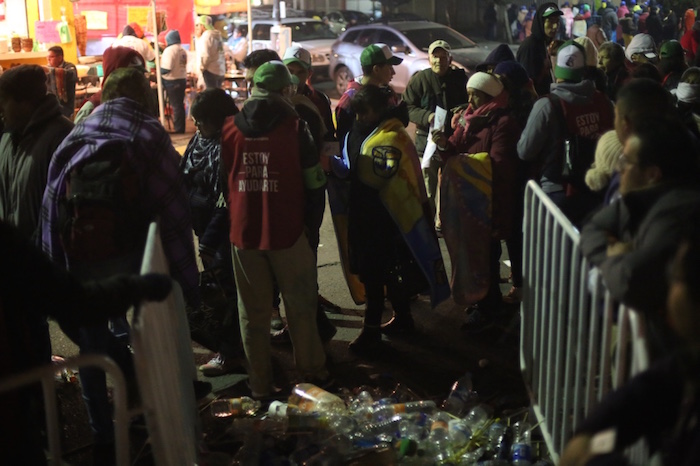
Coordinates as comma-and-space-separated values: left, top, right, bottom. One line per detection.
130, 221, 200, 465
0, 354, 130, 466
520, 181, 651, 464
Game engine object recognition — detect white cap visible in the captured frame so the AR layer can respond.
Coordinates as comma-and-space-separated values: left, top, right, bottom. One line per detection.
283, 45, 312, 69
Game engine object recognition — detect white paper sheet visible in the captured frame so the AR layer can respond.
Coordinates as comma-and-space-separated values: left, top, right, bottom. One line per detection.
421, 106, 447, 169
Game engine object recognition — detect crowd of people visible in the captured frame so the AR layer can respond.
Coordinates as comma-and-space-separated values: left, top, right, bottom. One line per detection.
2, 3, 700, 462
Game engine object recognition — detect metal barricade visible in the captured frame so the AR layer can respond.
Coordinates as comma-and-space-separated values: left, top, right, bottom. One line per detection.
520, 181, 650, 464
130, 220, 200, 465
0, 354, 130, 466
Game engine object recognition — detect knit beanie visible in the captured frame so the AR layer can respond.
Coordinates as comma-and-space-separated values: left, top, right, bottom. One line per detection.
585, 130, 623, 192
493, 60, 530, 89
466, 71, 504, 97
166, 30, 181, 46
129, 22, 145, 39
574, 36, 598, 67
102, 46, 146, 88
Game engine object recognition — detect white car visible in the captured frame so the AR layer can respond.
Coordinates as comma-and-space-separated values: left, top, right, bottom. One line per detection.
329, 21, 490, 95
250, 18, 338, 74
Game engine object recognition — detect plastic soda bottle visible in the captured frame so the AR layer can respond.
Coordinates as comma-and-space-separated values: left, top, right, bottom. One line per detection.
210, 396, 261, 418
288, 383, 347, 414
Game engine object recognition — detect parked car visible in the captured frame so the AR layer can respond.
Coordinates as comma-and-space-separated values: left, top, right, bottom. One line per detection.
329, 21, 489, 96
373, 13, 428, 22
325, 10, 372, 35
250, 18, 338, 75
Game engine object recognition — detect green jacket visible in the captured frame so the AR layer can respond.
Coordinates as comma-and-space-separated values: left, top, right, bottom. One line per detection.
402, 66, 468, 154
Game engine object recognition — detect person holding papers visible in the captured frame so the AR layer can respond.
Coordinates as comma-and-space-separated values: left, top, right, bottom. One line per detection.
402, 40, 468, 233
432, 72, 521, 333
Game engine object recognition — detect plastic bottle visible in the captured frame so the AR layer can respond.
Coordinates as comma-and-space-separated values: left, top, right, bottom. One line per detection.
427, 411, 453, 463
442, 371, 478, 417
510, 420, 532, 466
487, 421, 508, 459
288, 383, 347, 414
371, 400, 437, 422
463, 404, 493, 434
210, 396, 261, 418
448, 418, 472, 449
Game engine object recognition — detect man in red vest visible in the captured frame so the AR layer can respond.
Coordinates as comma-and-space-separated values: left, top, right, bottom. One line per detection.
220, 61, 330, 397
518, 40, 614, 223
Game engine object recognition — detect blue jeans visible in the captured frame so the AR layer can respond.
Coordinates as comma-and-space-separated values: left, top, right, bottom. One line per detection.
163, 78, 187, 133
202, 69, 224, 89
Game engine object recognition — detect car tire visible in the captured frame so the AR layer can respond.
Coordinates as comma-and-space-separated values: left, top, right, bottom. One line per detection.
334, 65, 353, 97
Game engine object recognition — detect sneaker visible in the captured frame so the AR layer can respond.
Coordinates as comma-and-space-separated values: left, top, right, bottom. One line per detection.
318, 321, 338, 343
460, 308, 495, 334
318, 295, 341, 314
502, 286, 522, 304
348, 327, 383, 357
380, 314, 415, 335
272, 322, 337, 345
270, 326, 291, 345
271, 307, 284, 331
198, 353, 242, 377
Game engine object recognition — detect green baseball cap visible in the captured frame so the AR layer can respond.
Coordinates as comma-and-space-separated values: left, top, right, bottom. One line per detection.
360, 43, 403, 67
253, 60, 299, 91
660, 40, 685, 59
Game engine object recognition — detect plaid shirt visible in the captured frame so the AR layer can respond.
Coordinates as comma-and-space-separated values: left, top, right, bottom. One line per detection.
41, 97, 199, 304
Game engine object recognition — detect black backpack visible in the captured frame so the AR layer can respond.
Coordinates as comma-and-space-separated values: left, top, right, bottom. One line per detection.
59, 142, 150, 263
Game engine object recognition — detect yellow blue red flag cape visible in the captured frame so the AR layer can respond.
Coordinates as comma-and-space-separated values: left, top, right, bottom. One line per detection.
441, 152, 492, 305
355, 117, 450, 308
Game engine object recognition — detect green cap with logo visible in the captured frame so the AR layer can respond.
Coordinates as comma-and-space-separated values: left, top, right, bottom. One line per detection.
253, 60, 299, 91
360, 43, 403, 67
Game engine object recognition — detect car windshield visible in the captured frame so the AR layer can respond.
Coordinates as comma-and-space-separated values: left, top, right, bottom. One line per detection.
287, 21, 338, 40
343, 11, 371, 23
400, 27, 476, 51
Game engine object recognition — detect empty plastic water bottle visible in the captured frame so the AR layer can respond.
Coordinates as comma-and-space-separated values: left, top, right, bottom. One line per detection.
449, 418, 472, 449
288, 383, 347, 414
371, 400, 437, 422
464, 404, 493, 433
442, 371, 478, 417
511, 420, 532, 465
427, 411, 454, 462
210, 396, 261, 418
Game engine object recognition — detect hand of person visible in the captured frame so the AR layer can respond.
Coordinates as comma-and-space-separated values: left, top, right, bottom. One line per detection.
606, 241, 632, 257
560, 434, 593, 466
431, 130, 448, 149
451, 109, 464, 129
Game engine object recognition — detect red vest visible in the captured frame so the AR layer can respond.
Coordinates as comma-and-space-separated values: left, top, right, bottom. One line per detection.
559, 90, 614, 139
221, 115, 305, 250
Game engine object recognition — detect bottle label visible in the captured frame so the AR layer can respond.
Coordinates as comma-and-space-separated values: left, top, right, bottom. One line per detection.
431, 420, 448, 432
230, 398, 242, 416
393, 403, 406, 414
512, 442, 532, 461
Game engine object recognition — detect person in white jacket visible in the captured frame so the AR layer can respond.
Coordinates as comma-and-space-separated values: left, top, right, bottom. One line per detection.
195, 15, 226, 89
112, 23, 155, 63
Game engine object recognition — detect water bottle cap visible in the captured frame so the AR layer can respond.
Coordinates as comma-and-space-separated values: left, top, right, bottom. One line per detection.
268, 400, 288, 417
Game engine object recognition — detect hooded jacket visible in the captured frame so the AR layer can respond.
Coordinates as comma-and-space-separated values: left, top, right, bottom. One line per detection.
221, 90, 325, 250
476, 44, 516, 72
517, 79, 614, 193
0, 94, 73, 241
516, 2, 559, 96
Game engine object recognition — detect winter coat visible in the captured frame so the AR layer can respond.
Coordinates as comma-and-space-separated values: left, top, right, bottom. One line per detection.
0, 94, 73, 241
441, 93, 521, 239
517, 2, 560, 96
403, 66, 468, 153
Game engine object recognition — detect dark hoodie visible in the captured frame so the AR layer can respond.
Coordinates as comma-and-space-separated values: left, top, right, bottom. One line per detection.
231, 90, 324, 237
516, 2, 560, 96
476, 43, 516, 72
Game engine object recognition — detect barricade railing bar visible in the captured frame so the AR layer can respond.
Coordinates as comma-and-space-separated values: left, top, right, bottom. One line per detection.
520, 181, 650, 464
0, 354, 130, 466
130, 220, 200, 465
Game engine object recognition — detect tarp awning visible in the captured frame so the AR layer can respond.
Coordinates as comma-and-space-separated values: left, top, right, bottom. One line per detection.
195, 0, 248, 15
